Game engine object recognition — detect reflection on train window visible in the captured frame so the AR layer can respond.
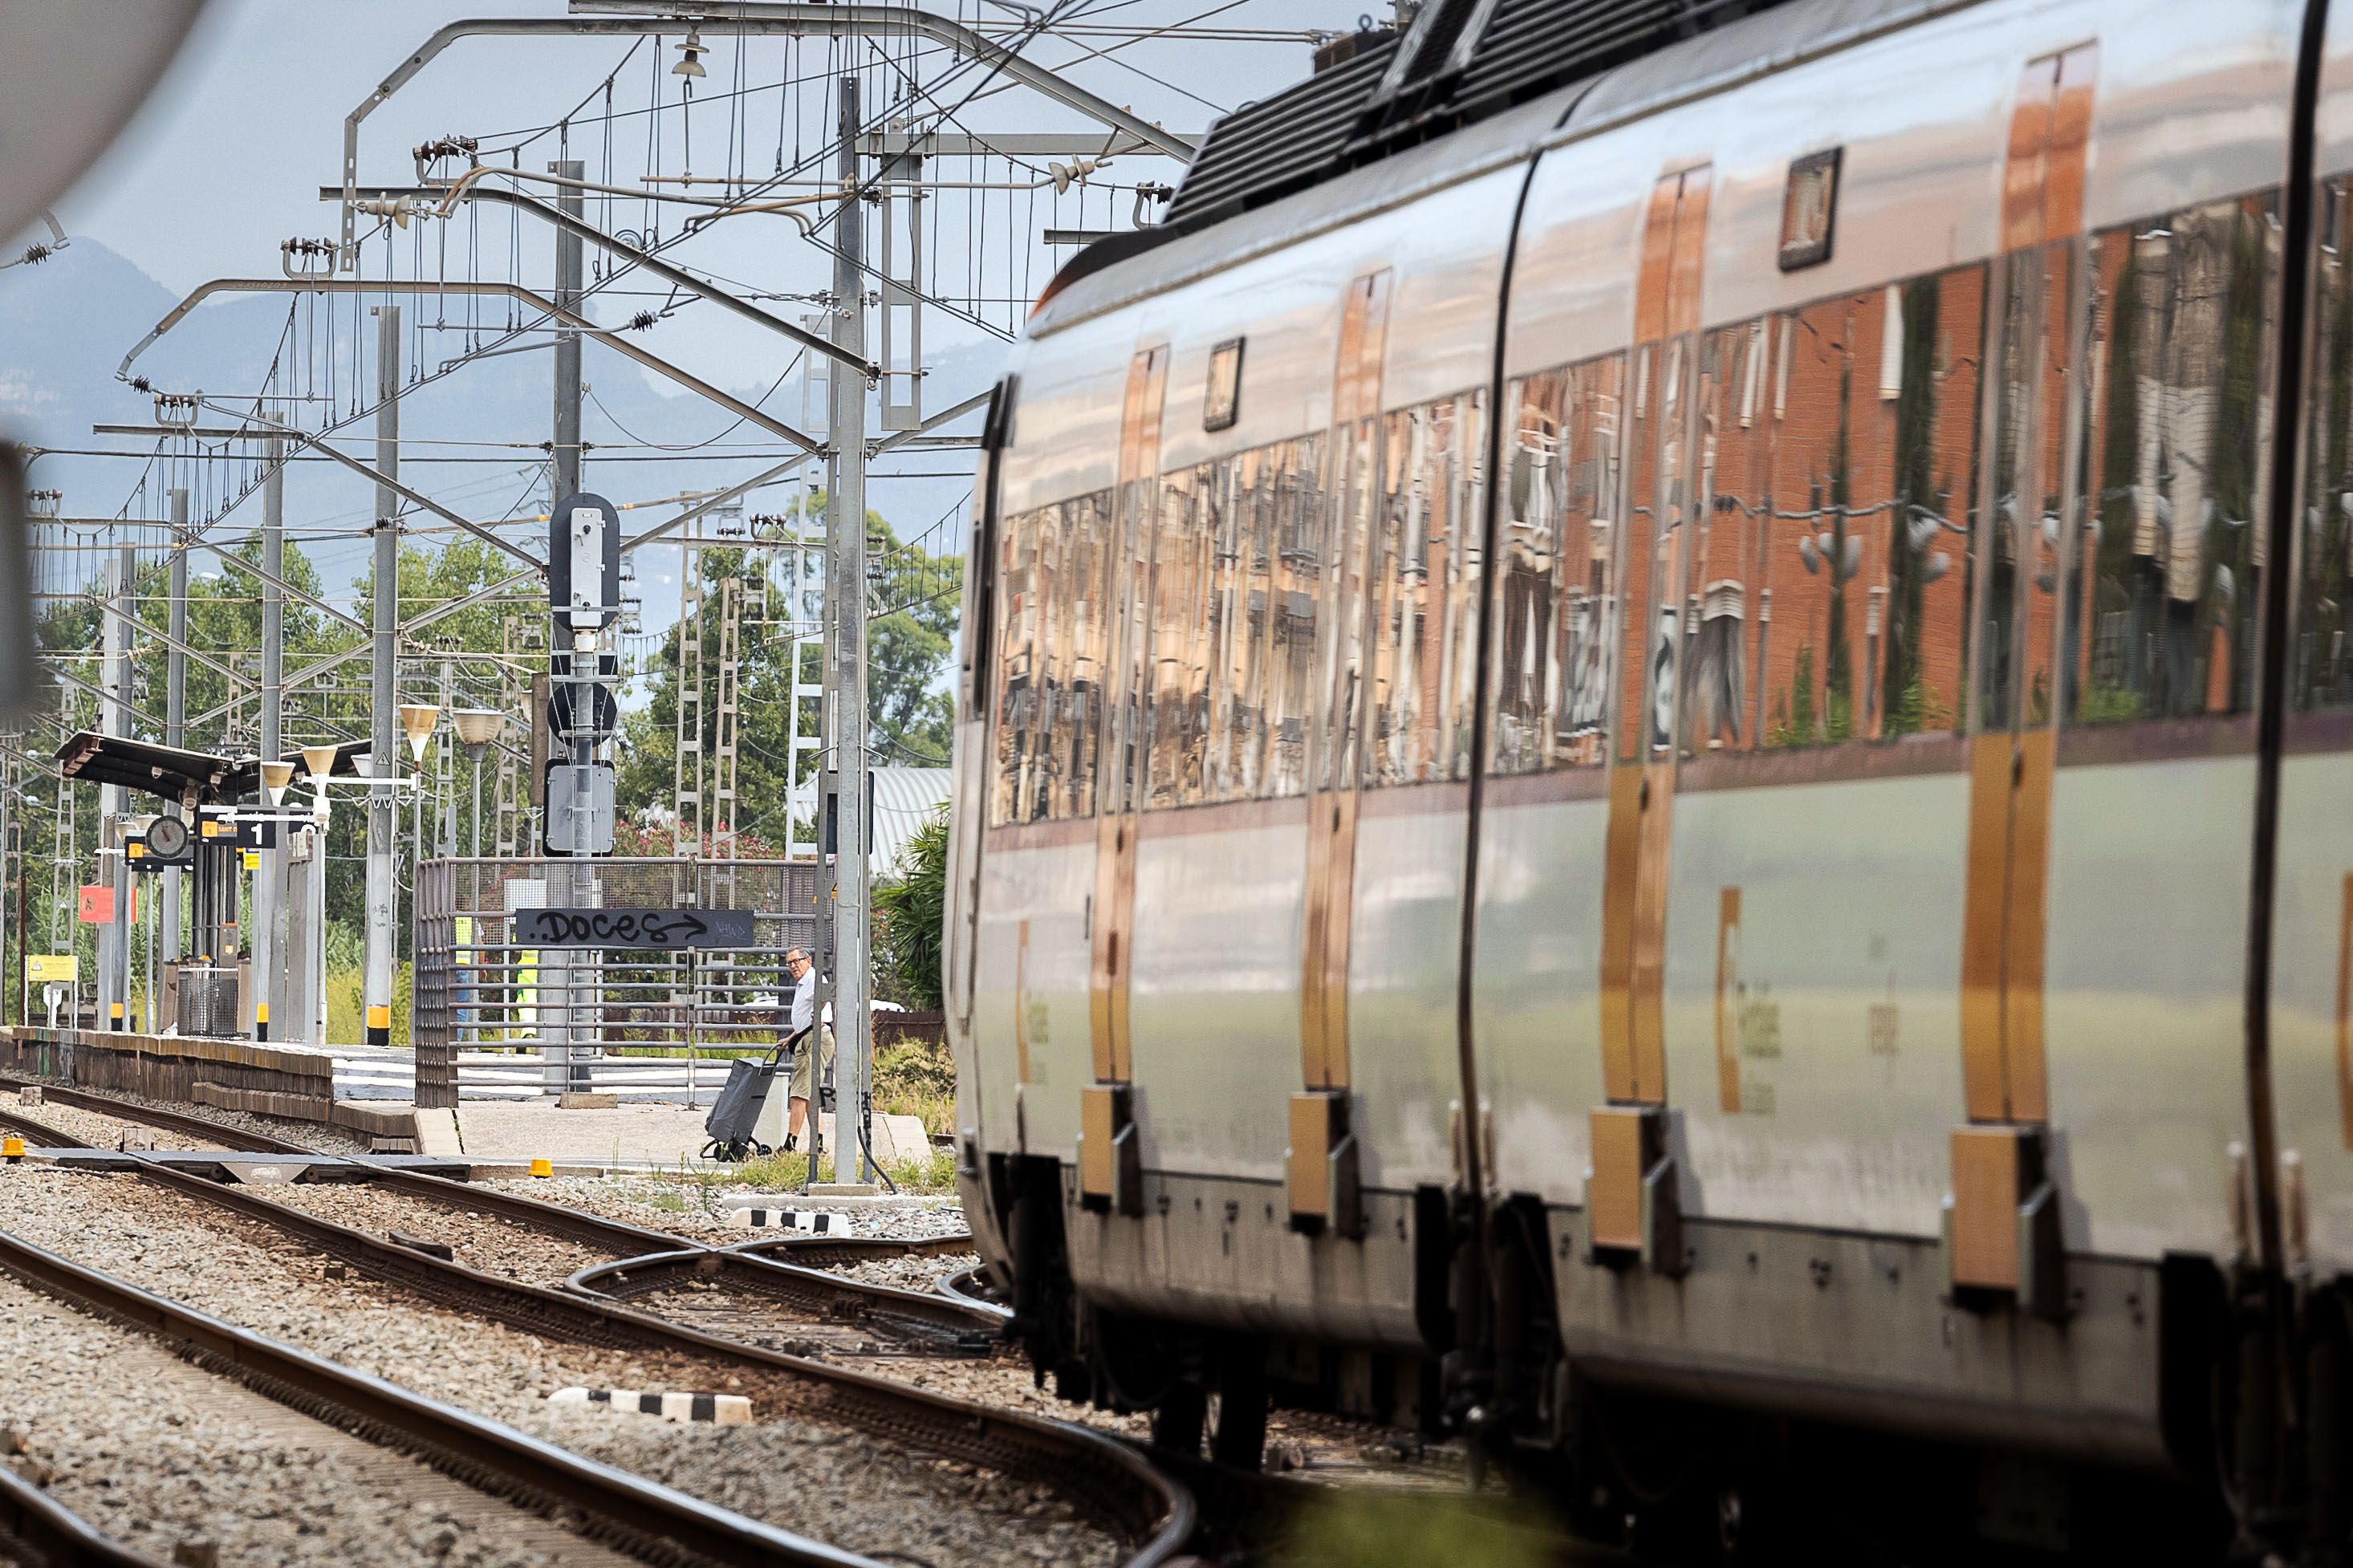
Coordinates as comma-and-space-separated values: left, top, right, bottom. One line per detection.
1369, 391, 1487, 784
2075, 193, 2278, 725
1978, 239, 2078, 732
2301, 180, 2353, 709
990, 502, 1038, 825
1148, 465, 1217, 808
1133, 435, 1330, 806
1491, 355, 1624, 774
988, 492, 1111, 827
1201, 442, 1296, 799
1054, 493, 1111, 818
1669, 270, 1979, 757
1262, 435, 1327, 797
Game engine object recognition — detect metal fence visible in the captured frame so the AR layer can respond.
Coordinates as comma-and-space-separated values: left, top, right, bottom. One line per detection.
412, 857, 821, 1109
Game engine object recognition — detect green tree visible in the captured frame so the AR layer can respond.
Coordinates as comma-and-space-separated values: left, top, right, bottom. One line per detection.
868, 513, 963, 767
616, 498, 963, 846
872, 806, 947, 1010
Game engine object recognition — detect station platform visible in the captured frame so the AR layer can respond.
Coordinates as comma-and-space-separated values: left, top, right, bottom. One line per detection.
403, 1099, 938, 1173
0, 1028, 939, 1176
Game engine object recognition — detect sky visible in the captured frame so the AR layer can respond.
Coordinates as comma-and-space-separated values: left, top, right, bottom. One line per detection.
7, 0, 1387, 725
45, 0, 1383, 391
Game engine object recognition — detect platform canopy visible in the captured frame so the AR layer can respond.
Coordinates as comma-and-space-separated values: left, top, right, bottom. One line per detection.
53, 731, 390, 804
53, 731, 258, 805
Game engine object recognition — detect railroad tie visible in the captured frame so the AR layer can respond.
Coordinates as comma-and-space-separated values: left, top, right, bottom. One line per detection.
725, 1208, 851, 1231
548, 1387, 752, 1424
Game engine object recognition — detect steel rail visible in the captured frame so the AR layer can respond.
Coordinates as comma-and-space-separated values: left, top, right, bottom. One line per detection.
0, 1223, 880, 1568
937, 1265, 1001, 1311
343, 1162, 704, 1257
0, 1076, 309, 1155
721, 1230, 975, 1264
87, 1156, 1193, 1563
0, 1455, 167, 1568
567, 1245, 1009, 1349
0, 1103, 95, 1151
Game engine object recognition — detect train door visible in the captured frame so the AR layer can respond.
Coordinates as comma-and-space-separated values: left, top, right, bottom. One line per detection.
1949, 45, 2095, 1312
1590, 165, 1709, 1264
1079, 345, 1168, 1213
1289, 270, 1391, 1235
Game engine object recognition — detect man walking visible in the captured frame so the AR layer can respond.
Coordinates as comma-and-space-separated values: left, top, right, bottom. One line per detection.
782, 946, 835, 1153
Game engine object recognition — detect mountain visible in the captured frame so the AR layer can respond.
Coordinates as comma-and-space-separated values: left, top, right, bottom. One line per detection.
0, 237, 998, 589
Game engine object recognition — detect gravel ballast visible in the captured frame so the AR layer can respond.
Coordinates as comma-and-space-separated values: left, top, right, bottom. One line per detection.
256, 1181, 623, 1285
0, 1095, 236, 1153
0, 1270, 643, 1567
484, 1174, 964, 1240
0, 1168, 1121, 1566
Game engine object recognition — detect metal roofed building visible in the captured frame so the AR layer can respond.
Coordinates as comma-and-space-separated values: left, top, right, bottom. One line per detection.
870, 766, 950, 876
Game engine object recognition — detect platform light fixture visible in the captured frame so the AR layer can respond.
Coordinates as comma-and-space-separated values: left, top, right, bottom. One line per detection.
451, 707, 503, 761
259, 760, 295, 807
300, 744, 340, 784
398, 702, 441, 762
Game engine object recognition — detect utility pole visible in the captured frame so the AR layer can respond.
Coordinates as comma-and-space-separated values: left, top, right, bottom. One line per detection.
99, 544, 133, 1031
365, 304, 400, 1050
162, 486, 188, 970
827, 76, 875, 1184
550, 155, 593, 1095
256, 433, 285, 1038
437, 648, 456, 859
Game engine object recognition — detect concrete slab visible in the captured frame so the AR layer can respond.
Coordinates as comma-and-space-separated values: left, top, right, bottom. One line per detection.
441, 1099, 942, 1173
412, 1107, 463, 1160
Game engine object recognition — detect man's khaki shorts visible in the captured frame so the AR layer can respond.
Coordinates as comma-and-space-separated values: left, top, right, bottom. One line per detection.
789, 1026, 835, 1101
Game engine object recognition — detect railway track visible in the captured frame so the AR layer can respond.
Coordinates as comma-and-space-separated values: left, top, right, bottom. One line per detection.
0, 1225, 888, 1568
569, 1245, 1006, 1360
0, 1155, 1189, 1567
0, 1083, 1506, 1561
0, 1069, 324, 1153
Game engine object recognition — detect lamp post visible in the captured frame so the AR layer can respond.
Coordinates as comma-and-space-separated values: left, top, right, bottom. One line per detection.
400, 701, 442, 865
301, 745, 339, 1044
254, 762, 296, 1041
451, 709, 505, 861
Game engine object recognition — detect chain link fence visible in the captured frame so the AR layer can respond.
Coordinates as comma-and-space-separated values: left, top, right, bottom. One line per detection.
413, 857, 820, 1109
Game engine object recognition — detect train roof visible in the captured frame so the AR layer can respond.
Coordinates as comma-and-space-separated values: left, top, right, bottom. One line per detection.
1030, 0, 1957, 331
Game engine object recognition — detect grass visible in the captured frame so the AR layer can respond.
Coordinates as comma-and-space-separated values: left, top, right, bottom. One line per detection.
619, 1140, 961, 1226
1282, 1491, 1557, 1568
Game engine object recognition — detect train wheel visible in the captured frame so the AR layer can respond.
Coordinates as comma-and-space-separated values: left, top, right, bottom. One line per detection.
1211, 1336, 1269, 1469
1152, 1379, 1207, 1456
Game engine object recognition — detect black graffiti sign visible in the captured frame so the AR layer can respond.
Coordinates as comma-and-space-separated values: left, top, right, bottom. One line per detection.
512, 908, 754, 949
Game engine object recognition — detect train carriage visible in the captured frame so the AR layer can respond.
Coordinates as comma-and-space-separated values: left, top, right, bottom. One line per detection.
947, 0, 2353, 1553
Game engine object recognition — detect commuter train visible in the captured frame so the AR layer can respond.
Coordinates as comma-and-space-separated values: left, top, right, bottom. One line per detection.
945, 0, 2353, 1554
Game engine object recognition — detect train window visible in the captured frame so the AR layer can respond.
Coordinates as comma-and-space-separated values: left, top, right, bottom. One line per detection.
1263, 435, 1327, 798
1057, 491, 1112, 817
1146, 469, 1217, 808
1204, 338, 1244, 432
2072, 194, 2278, 725
990, 503, 1042, 826
1686, 324, 1761, 752
1490, 355, 1624, 774
2302, 181, 2353, 709
1201, 455, 1254, 799
1368, 391, 1485, 785
1741, 269, 1977, 749
1978, 238, 2076, 730
1778, 147, 1841, 273
1207, 439, 1311, 800
1026, 502, 1070, 819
